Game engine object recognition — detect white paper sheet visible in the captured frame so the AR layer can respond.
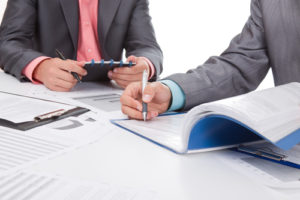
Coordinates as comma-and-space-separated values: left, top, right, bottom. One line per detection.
0, 171, 157, 200
0, 92, 75, 123
220, 150, 300, 199
0, 71, 123, 100
195, 83, 300, 143
115, 114, 185, 153
0, 71, 124, 117
0, 112, 112, 176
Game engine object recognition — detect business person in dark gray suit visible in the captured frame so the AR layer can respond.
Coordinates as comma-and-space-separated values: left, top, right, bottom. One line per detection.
120, 0, 300, 120
0, 0, 162, 91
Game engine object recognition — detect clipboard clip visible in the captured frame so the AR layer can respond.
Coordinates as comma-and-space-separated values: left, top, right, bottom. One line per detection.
237, 146, 286, 161
34, 109, 67, 122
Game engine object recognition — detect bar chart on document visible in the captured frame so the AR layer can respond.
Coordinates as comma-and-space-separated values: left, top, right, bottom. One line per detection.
72, 93, 121, 112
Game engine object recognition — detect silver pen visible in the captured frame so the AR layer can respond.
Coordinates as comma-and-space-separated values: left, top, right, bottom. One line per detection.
142, 69, 148, 121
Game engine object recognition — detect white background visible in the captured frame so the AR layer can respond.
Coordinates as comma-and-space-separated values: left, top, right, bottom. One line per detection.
0, 0, 273, 89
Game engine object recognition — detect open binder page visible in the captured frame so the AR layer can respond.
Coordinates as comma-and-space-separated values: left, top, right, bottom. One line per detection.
0, 171, 157, 200
189, 82, 300, 143
114, 114, 186, 153
0, 92, 75, 123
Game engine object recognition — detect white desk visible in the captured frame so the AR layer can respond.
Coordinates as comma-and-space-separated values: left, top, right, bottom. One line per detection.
0, 71, 290, 199
29, 125, 282, 200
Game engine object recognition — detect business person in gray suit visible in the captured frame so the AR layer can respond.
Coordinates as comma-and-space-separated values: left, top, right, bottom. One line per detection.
0, 0, 162, 91
120, 0, 300, 120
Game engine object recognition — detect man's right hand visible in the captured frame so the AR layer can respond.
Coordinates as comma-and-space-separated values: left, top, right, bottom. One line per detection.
33, 58, 87, 92
120, 81, 172, 120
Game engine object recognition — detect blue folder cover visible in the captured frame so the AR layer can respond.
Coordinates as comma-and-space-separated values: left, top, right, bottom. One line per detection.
111, 113, 300, 154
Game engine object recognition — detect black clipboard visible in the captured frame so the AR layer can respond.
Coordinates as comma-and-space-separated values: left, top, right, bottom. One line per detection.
0, 107, 89, 131
82, 60, 136, 82
0, 91, 90, 131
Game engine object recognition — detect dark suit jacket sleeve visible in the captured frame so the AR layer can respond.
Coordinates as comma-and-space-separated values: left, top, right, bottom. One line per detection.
0, 0, 44, 81
165, 0, 270, 110
124, 0, 163, 81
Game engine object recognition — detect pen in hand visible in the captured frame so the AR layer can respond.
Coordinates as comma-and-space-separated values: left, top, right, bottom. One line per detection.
142, 69, 148, 121
55, 49, 82, 83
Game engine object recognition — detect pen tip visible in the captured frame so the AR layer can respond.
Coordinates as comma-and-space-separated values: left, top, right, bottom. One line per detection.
143, 113, 147, 121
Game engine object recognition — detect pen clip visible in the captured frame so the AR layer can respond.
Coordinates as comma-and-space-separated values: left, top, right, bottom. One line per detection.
237, 146, 286, 161
34, 109, 67, 122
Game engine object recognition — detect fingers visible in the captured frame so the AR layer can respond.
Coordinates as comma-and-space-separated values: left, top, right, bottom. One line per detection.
112, 56, 148, 75
122, 105, 157, 120
54, 77, 76, 90
114, 79, 131, 89
120, 94, 143, 112
142, 82, 160, 103
112, 63, 146, 75
108, 70, 142, 81
47, 83, 73, 92
58, 60, 87, 76
76, 61, 86, 67
122, 82, 143, 98
126, 55, 137, 63
54, 69, 78, 84
108, 56, 149, 88
120, 82, 160, 120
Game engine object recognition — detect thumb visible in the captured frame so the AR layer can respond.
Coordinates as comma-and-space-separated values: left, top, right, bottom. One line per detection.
142, 82, 158, 103
77, 61, 86, 67
126, 55, 137, 62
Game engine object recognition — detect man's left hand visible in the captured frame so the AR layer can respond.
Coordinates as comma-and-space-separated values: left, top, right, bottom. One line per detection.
108, 56, 150, 88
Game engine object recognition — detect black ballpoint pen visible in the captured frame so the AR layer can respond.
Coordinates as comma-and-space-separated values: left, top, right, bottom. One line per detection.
55, 49, 82, 83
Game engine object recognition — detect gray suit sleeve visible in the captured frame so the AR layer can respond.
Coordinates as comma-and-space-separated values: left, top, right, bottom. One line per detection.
124, 0, 163, 81
166, 0, 270, 110
0, 0, 44, 81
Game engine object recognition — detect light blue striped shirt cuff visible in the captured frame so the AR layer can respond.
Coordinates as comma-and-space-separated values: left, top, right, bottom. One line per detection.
159, 80, 185, 111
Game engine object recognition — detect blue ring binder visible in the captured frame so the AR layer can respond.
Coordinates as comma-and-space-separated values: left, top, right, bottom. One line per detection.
101, 59, 104, 67
110, 59, 114, 67
129, 61, 133, 67
120, 60, 123, 67
91, 59, 95, 67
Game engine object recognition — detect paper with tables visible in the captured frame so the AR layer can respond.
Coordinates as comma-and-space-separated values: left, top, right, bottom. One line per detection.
0, 92, 76, 123
0, 71, 124, 118
0, 71, 157, 199
220, 148, 300, 199
0, 111, 112, 176
0, 170, 157, 200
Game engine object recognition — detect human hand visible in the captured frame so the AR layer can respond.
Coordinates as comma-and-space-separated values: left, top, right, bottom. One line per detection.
120, 81, 172, 120
33, 58, 87, 92
108, 56, 150, 88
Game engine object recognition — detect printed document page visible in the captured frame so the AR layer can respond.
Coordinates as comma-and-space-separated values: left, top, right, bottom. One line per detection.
0, 112, 111, 176
0, 71, 124, 117
115, 114, 186, 153
0, 71, 123, 100
220, 149, 300, 199
0, 171, 157, 200
190, 83, 300, 143
0, 92, 75, 123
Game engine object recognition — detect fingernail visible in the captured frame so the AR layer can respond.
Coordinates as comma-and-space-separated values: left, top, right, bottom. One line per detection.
113, 68, 118, 73
84, 71, 88, 75
108, 71, 112, 77
143, 94, 151, 102
152, 112, 158, 118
